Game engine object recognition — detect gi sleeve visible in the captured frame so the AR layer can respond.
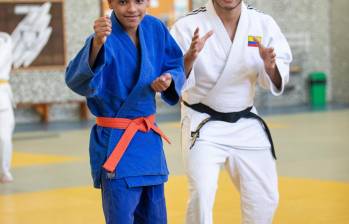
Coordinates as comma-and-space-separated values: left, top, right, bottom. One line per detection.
170, 22, 196, 92
65, 35, 107, 97
257, 15, 293, 96
160, 24, 185, 105
0, 33, 12, 80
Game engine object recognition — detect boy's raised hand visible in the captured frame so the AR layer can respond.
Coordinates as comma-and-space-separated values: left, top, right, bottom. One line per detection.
151, 73, 172, 92
93, 16, 112, 46
89, 16, 111, 67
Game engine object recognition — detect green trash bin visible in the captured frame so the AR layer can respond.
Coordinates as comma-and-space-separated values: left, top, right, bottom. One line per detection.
308, 72, 326, 107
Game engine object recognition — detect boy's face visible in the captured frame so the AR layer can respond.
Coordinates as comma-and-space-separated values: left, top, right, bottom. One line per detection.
108, 0, 149, 31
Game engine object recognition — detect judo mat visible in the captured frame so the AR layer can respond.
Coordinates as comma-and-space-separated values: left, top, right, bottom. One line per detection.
1, 109, 348, 223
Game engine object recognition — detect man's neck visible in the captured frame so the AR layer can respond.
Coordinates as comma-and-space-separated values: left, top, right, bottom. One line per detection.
213, 1, 242, 41
214, 2, 241, 26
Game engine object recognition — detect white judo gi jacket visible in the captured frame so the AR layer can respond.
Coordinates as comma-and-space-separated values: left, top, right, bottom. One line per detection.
0, 32, 15, 178
0, 33, 13, 110
171, 1, 292, 151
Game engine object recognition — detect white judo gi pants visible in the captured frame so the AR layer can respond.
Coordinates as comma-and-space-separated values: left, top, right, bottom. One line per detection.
0, 86, 15, 178
184, 139, 278, 224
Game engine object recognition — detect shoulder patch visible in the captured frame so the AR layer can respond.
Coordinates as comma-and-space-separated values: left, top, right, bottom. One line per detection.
184, 6, 207, 17
247, 5, 265, 14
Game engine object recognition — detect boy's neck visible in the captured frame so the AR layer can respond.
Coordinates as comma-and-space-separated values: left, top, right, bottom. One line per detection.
126, 29, 139, 47
113, 13, 140, 47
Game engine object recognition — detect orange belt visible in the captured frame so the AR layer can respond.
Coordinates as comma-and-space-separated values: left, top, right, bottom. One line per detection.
96, 115, 171, 173
0, 80, 8, 85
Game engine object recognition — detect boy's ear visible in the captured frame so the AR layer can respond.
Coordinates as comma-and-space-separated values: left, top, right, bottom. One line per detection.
107, 0, 112, 9
145, 0, 151, 7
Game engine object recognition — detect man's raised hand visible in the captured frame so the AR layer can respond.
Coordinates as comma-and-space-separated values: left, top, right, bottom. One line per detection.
186, 27, 214, 61
184, 27, 213, 77
254, 37, 276, 73
254, 37, 282, 89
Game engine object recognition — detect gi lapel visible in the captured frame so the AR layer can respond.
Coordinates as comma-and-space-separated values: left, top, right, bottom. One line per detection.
206, 0, 232, 58
202, 2, 250, 105
116, 23, 149, 117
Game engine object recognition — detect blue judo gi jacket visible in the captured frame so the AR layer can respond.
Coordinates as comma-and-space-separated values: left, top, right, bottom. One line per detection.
65, 13, 185, 188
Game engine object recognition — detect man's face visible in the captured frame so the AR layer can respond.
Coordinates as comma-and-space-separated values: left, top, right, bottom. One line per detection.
108, 0, 149, 31
213, 0, 242, 11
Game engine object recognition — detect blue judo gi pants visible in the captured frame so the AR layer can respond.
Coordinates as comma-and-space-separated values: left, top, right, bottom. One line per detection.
101, 173, 167, 224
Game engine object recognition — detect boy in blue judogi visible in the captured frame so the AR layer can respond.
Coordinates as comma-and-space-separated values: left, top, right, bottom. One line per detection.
65, 0, 185, 223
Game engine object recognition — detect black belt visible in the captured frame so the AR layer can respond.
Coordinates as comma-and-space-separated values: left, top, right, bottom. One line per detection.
183, 101, 276, 159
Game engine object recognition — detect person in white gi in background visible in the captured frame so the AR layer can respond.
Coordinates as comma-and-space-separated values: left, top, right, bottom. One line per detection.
0, 32, 15, 184
171, 0, 292, 223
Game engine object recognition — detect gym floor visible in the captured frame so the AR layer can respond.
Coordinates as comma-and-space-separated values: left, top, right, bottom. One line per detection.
1, 106, 348, 223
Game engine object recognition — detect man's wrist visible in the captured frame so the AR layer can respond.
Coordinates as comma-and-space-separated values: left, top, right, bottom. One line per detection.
185, 51, 196, 63
266, 65, 282, 89
184, 53, 195, 78
265, 65, 276, 77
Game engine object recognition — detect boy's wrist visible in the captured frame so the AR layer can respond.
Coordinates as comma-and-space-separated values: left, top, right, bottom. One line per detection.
93, 37, 104, 48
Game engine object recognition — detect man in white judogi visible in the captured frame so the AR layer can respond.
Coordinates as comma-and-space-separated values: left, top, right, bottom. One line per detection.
171, 0, 292, 223
0, 32, 15, 183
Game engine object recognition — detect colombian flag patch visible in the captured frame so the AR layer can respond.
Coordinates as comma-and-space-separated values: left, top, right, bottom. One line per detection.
248, 36, 262, 47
